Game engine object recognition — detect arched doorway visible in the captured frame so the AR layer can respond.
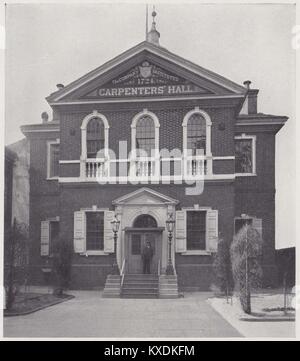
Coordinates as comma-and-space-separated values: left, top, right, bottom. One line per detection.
126, 214, 163, 274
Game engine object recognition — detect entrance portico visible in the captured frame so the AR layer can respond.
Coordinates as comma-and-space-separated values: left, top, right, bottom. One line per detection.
112, 188, 179, 275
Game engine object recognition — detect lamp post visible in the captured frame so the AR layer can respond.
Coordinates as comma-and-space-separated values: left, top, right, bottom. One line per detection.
165, 213, 175, 275
111, 215, 120, 275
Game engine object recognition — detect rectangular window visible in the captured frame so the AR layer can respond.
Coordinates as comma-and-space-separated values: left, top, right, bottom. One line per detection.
187, 211, 206, 250
48, 143, 60, 178
49, 221, 59, 255
235, 137, 255, 174
234, 217, 253, 234
86, 212, 104, 250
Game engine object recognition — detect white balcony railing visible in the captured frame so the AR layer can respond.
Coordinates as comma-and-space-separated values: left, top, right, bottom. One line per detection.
85, 158, 108, 179
82, 156, 212, 181
185, 157, 207, 177
131, 158, 157, 178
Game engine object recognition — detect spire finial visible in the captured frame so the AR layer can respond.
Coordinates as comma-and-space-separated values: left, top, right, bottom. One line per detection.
145, 4, 149, 41
152, 6, 156, 23
146, 5, 160, 45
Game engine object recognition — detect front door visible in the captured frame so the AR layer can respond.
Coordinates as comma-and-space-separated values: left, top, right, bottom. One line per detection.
127, 232, 161, 274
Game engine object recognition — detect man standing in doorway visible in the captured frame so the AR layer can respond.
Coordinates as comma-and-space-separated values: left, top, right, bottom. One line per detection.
142, 241, 153, 274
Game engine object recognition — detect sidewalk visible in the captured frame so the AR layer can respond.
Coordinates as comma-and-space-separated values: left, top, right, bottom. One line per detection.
208, 295, 296, 338
4, 291, 242, 338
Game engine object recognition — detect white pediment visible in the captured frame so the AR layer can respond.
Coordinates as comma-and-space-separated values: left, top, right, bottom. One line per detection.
112, 187, 178, 205
47, 41, 246, 104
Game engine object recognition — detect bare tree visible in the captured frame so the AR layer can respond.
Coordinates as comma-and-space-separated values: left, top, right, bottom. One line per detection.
4, 218, 29, 310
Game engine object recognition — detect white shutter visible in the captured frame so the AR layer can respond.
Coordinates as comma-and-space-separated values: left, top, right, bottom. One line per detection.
41, 221, 50, 256
104, 211, 115, 253
252, 217, 262, 237
206, 209, 218, 252
73, 211, 86, 253
175, 210, 187, 252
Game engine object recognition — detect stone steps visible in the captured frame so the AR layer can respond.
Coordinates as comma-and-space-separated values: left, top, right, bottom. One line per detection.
102, 275, 121, 298
103, 273, 180, 299
159, 275, 179, 299
121, 274, 159, 299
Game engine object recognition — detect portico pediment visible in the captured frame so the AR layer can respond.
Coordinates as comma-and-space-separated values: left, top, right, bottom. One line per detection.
112, 187, 179, 206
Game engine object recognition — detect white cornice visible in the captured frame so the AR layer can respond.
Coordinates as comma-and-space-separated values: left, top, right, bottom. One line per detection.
49, 94, 244, 106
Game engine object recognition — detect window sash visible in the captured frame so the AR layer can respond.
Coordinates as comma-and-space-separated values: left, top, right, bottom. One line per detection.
87, 139, 105, 158
187, 114, 206, 155
186, 211, 206, 250
86, 212, 104, 250
136, 116, 155, 157
235, 139, 253, 173
86, 118, 105, 158
49, 144, 60, 178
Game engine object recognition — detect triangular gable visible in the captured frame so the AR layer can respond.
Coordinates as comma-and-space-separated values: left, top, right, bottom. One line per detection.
112, 187, 179, 205
47, 41, 246, 104
81, 59, 214, 100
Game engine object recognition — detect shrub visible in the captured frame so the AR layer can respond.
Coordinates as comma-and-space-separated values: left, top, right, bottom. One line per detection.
230, 224, 262, 314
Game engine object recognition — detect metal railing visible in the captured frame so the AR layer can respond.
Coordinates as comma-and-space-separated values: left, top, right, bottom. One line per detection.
120, 259, 126, 288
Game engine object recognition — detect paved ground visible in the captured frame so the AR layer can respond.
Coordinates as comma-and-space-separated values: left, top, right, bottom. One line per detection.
4, 291, 242, 338
209, 296, 296, 338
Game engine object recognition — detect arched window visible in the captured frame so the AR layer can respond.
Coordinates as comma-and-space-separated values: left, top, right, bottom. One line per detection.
182, 107, 212, 175
86, 117, 105, 158
182, 107, 212, 157
131, 109, 160, 158
133, 214, 158, 228
136, 116, 155, 157
187, 113, 206, 156
81, 111, 110, 160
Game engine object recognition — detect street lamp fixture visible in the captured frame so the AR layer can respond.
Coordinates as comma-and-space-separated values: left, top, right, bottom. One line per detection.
165, 213, 175, 275
111, 215, 120, 275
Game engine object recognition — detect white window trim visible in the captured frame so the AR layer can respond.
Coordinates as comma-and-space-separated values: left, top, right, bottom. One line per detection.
234, 133, 256, 176
47, 216, 60, 222
47, 139, 60, 180
181, 206, 212, 255
41, 217, 60, 257
131, 108, 160, 159
182, 107, 212, 175
81, 250, 108, 256
80, 110, 110, 160
80, 207, 109, 256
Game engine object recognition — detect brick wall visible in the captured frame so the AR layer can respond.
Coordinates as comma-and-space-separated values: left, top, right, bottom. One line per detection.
58, 100, 237, 164
25, 100, 279, 289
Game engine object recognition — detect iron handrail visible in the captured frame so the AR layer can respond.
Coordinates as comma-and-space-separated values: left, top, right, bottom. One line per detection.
120, 259, 126, 288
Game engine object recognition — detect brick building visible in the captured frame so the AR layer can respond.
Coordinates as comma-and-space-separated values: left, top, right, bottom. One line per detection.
21, 15, 287, 294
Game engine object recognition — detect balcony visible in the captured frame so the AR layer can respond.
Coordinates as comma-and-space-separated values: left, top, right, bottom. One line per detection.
81, 156, 212, 182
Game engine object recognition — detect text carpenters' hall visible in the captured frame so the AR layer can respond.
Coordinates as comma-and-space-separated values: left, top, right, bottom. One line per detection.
21, 10, 287, 297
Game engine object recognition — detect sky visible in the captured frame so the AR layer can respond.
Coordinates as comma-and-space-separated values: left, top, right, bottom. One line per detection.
4, 2, 296, 248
